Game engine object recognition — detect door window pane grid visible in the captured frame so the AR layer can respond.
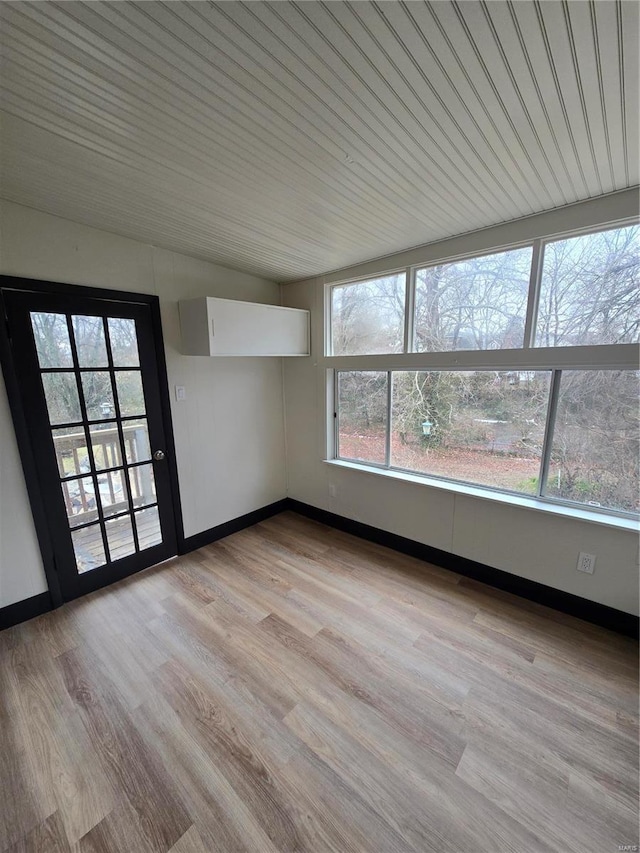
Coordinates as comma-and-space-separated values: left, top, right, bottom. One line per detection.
31, 312, 73, 368
31, 308, 161, 574
48, 414, 153, 432
105, 515, 137, 562
73, 315, 109, 368
71, 525, 107, 574
102, 315, 142, 557
64, 502, 158, 533
127, 463, 156, 507
87, 423, 123, 471
62, 312, 113, 567
61, 476, 97, 528
134, 506, 162, 550
67, 504, 163, 559
59, 458, 157, 483
57, 418, 151, 482
52, 426, 91, 478
108, 317, 140, 366
39, 366, 147, 373
69, 502, 163, 572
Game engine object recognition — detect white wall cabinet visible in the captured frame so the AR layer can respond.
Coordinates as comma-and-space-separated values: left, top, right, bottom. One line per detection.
179, 297, 310, 356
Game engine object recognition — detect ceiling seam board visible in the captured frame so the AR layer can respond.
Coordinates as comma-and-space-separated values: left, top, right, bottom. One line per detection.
0, 0, 637, 282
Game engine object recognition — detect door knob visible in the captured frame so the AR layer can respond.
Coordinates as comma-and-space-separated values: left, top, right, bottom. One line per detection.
153, 450, 166, 461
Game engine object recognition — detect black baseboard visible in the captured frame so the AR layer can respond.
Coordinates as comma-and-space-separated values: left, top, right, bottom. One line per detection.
0, 591, 53, 631
287, 499, 639, 639
3, 499, 637, 639
180, 498, 290, 554
1, 500, 288, 631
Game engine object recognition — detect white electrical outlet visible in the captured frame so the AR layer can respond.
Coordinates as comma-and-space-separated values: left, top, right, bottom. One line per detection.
175, 385, 186, 402
576, 552, 596, 574
328, 483, 337, 498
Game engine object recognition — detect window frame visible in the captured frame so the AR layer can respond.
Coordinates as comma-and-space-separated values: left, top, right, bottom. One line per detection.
327, 267, 409, 358
325, 218, 640, 521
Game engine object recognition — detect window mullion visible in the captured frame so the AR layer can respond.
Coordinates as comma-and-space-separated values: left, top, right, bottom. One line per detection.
324, 281, 334, 357
333, 370, 339, 459
403, 267, 415, 354
385, 371, 392, 468
538, 369, 562, 497
523, 239, 544, 348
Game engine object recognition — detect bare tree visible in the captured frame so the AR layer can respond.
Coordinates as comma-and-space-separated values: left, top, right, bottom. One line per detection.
537, 225, 639, 347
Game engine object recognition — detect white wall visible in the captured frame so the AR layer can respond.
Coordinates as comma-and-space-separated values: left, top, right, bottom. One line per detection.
0, 201, 287, 607
281, 199, 640, 617
1, 196, 637, 617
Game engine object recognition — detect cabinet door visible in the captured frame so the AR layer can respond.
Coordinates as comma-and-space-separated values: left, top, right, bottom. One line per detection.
208, 299, 308, 356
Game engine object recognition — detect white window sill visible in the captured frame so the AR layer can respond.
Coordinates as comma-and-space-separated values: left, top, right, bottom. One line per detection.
324, 459, 640, 533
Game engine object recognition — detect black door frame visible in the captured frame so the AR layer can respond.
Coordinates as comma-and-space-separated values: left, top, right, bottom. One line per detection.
0, 275, 185, 608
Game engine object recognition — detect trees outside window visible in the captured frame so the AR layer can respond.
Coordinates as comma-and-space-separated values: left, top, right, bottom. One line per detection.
546, 370, 639, 513
337, 371, 387, 464
332, 274, 405, 356
536, 225, 639, 347
414, 247, 532, 352
330, 222, 639, 516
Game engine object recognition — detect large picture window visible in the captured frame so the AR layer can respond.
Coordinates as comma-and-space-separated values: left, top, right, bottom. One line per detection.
331, 273, 405, 356
336, 368, 638, 514
391, 370, 550, 494
414, 246, 533, 352
328, 222, 639, 518
535, 225, 639, 348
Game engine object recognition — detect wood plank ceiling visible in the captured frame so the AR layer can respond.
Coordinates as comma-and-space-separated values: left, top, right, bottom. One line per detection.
0, 1, 638, 282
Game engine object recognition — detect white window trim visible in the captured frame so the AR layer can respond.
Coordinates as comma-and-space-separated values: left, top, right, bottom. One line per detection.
323, 342, 637, 372
325, 213, 640, 522
329, 367, 639, 523
321, 188, 638, 288
324, 459, 640, 533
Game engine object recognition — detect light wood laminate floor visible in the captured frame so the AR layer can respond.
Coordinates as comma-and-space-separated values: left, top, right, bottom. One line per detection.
1, 511, 638, 852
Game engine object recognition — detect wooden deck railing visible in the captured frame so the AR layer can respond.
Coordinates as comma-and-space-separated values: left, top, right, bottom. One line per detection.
55, 424, 154, 522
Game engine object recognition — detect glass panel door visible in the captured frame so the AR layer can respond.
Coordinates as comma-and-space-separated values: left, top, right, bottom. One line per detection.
4, 289, 178, 601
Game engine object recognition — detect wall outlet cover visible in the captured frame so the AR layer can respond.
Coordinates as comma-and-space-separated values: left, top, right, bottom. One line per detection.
576, 552, 596, 574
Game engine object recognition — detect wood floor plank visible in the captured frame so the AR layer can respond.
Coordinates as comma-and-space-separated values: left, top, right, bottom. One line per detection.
1, 512, 637, 852
0, 641, 113, 847
57, 646, 191, 852
0, 652, 53, 851
198, 543, 324, 637
153, 657, 305, 852
414, 617, 636, 731
167, 826, 208, 853
75, 802, 162, 853
260, 613, 467, 768
134, 695, 280, 853
5, 811, 68, 853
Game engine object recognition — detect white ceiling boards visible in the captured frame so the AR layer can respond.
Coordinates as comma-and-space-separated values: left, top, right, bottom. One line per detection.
0, 1, 637, 282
